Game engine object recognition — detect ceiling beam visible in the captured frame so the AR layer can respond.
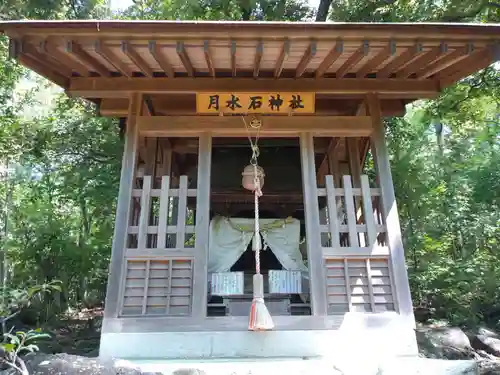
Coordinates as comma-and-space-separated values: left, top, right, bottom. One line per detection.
274, 39, 290, 78
377, 43, 423, 79
356, 40, 395, 78
415, 44, 473, 80
316, 39, 343, 79
149, 41, 175, 78
122, 41, 153, 77
394, 43, 446, 79
295, 40, 316, 78
69, 77, 440, 98
203, 41, 215, 77
94, 40, 132, 77
66, 40, 109, 77
40, 40, 89, 77
137, 115, 374, 137
253, 41, 263, 78
336, 41, 369, 79
177, 41, 194, 77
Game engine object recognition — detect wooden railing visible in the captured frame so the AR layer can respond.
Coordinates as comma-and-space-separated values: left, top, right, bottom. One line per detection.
317, 175, 396, 314
119, 175, 195, 317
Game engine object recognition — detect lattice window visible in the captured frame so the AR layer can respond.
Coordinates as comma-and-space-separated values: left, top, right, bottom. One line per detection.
325, 257, 395, 314
121, 258, 193, 316
317, 174, 387, 250
127, 175, 197, 250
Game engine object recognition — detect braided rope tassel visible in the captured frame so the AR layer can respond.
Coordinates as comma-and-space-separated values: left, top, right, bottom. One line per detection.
248, 163, 274, 331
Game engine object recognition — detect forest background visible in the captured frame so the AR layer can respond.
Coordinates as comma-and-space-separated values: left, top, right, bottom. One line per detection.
0, 0, 499, 343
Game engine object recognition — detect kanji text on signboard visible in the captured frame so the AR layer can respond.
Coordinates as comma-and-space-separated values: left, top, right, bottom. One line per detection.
196, 93, 315, 114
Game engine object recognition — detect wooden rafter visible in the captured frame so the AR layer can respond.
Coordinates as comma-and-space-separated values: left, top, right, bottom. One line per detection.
203, 41, 215, 77
415, 44, 472, 79
295, 40, 317, 78
68, 77, 440, 98
149, 41, 175, 78
176, 42, 194, 77
40, 40, 89, 77
377, 43, 423, 79
94, 40, 131, 77
439, 44, 500, 87
336, 41, 369, 79
122, 41, 153, 77
10, 40, 69, 88
316, 138, 340, 184
394, 43, 446, 79
21, 40, 73, 77
66, 40, 109, 76
274, 39, 290, 78
253, 41, 263, 78
356, 40, 396, 78
316, 39, 343, 79
231, 41, 237, 77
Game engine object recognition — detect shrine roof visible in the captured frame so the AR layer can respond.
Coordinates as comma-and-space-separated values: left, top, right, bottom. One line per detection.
1, 20, 499, 100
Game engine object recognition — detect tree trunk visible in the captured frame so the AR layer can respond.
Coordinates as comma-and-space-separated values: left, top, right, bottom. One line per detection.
315, 0, 333, 21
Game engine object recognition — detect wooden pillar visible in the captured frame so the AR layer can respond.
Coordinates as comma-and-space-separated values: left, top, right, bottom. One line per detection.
103, 93, 142, 319
366, 93, 415, 327
300, 133, 327, 316
191, 133, 212, 320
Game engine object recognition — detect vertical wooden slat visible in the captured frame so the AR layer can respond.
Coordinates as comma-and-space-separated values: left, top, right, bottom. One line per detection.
176, 176, 188, 249
192, 133, 212, 319
343, 175, 358, 247
325, 175, 341, 248
137, 175, 152, 249
344, 259, 352, 311
361, 175, 377, 246
157, 176, 170, 249
141, 260, 151, 315
367, 93, 414, 324
166, 260, 173, 315
300, 133, 328, 316
105, 93, 142, 319
365, 259, 376, 312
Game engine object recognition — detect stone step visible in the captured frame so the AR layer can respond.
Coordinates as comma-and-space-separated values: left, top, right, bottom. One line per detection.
117, 357, 478, 375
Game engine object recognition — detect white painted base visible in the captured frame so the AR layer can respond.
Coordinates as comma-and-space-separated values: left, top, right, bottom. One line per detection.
99, 313, 418, 360
115, 357, 478, 375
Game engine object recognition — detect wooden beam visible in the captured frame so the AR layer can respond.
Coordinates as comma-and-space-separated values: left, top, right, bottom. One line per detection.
377, 43, 423, 79
94, 40, 131, 77
295, 40, 317, 78
122, 41, 153, 78
17, 52, 69, 88
336, 41, 369, 79
40, 40, 89, 77
177, 41, 194, 77
69, 77, 440, 98
138, 116, 373, 137
149, 41, 175, 78
231, 40, 237, 77
274, 39, 290, 78
394, 43, 446, 79
415, 44, 472, 79
253, 41, 263, 78
20, 40, 73, 77
316, 39, 343, 79
439, 44, 500, 87
316, 137, 340, 184
66, 40, 109, 77
203, 40, 215, 78
356, 40, 396, 78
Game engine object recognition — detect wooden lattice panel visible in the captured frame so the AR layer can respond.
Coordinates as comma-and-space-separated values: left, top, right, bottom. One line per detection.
127, 175, 197, 251
121, 258, 193, 316
317, 174, 387, 252
325, 257, 395, 314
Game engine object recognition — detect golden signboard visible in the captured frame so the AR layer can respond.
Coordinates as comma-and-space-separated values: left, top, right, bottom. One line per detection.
196, 92, 315, 114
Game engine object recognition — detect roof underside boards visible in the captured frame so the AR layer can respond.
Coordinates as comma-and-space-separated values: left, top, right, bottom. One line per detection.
1, 20, 499, 104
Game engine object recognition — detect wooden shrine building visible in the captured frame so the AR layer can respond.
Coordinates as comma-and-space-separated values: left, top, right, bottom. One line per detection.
1, 20, 499, 361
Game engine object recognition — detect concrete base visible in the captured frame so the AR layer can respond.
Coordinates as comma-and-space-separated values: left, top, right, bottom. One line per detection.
100, 313, 418, 360
115, 357, 478, 375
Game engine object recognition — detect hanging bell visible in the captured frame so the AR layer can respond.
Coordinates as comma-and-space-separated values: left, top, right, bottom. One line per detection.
242, 164, 265, 191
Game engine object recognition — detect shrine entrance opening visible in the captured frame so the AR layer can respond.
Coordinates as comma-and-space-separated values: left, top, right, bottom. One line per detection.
207, 136, 311, 317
